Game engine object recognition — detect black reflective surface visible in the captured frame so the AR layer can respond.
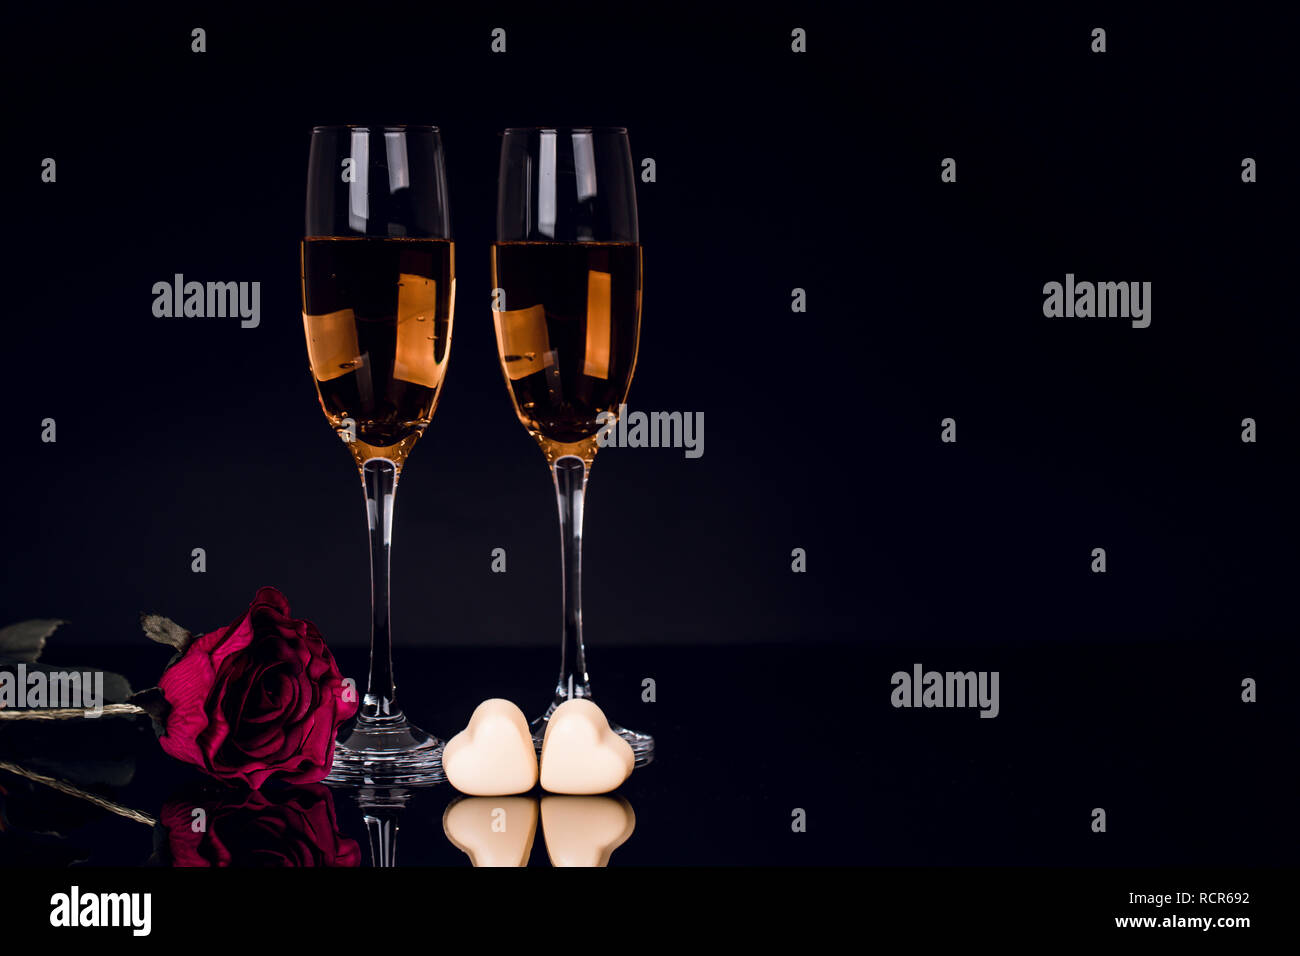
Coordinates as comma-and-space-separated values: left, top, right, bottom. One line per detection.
0, 640, 1289, 866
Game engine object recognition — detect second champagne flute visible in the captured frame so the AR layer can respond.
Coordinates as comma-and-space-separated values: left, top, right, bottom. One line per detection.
491, 126, 653, 764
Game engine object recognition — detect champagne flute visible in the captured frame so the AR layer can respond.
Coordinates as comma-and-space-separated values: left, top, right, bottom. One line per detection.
492, 127, 653, 764
302, 125, 454, 785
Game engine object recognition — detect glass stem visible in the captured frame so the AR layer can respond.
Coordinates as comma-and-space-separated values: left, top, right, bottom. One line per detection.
553, 455, 591, 703
362, 458, 399, 720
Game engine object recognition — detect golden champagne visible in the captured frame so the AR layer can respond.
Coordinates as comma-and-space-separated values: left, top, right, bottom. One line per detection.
491, 240, 641, 461
301, 237, 455, 467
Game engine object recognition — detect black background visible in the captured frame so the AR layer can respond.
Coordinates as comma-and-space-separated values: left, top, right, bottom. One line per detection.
1, 5, 1296, 872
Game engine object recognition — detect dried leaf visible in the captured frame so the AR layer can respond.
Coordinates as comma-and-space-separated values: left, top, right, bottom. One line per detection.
139, 614, 193, 654
0, 620, 64, 664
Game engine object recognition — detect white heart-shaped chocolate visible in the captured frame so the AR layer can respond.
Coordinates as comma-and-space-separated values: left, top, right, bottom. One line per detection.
443, 796, 538, 867
538, 699, 634, 795
442, 698, 539, 796
541, 795, 636, 867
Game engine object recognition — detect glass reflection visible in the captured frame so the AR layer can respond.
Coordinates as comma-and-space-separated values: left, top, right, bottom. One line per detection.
354, 786, 413, 867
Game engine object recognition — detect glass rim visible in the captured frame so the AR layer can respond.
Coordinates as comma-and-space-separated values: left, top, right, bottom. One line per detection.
500, 126, 628, 135
311, 124, 441, 133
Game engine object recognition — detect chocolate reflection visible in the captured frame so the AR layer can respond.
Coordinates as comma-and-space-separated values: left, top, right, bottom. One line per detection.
443, 793, 636, 867
443, 796, 538, 867
541, 795, 635, 867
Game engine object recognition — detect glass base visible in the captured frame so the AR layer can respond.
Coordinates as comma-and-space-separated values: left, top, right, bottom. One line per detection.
323, 714, 446, 787
530, 697, 654, 768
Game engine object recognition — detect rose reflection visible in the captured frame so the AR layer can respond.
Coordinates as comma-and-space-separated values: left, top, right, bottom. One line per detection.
161, 784, 360, 867
444, 794, 635, 867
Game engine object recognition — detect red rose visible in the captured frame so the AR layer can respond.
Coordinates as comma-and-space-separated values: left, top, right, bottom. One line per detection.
161, 784, 361, 867
154, 587, 357, 789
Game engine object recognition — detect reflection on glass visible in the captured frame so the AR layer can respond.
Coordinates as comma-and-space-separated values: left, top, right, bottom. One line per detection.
443, 796, 538, 867
540, 795, 635, 867
354, 786, 414, 868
